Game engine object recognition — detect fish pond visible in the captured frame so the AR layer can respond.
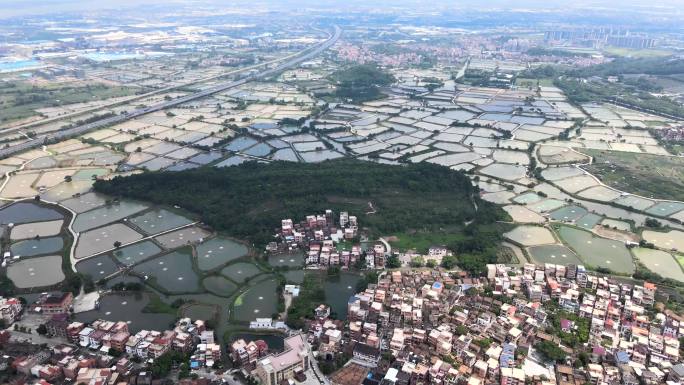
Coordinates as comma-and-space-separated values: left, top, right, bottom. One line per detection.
196, 237, 249, 271
128, 208, 193, 235
557, 226, 634, 274
202, 276, 238, 297
324, 273, 361, 320
133, 249, 201, 293
10, 236, 63, 257
6, 255, 64, 288
232, 278, 279, 322
75, 293, 175, 332
0, 202, 63, 224
221, 262, 262, 283
112, 241, 163, 266
527, 244, 583, 266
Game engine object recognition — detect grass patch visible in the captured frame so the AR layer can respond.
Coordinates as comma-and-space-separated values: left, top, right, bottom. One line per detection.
388, 231, 466, 254
233, 292, 245, 307
0, 81, 138, 126
668, 144, 684, 156
603, 47, 675, 58
515, 78, 554, 87
582, 149, 684, 201
335, 240, 355, 251
676, 254, 684, 270
496, 245, 520, 264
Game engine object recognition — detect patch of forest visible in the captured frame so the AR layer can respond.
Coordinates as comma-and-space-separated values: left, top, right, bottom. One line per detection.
94, 160, 509, 251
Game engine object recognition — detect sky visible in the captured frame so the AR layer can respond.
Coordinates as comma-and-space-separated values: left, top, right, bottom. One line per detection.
1, 0, 683, 18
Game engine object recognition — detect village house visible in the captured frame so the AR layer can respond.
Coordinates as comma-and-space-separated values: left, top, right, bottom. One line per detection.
272, 210, 363, 269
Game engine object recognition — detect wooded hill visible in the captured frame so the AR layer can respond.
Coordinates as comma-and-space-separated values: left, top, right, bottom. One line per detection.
94, 160, 509, 252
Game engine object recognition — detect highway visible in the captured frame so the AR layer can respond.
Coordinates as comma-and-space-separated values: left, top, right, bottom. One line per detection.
0, 25, 341, 159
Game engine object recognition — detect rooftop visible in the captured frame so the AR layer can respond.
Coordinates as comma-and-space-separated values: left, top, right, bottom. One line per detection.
261, 333, 307, 370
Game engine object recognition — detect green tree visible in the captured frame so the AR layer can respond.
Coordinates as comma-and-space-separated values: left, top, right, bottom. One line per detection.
36, 324, 48, 335
386, 255, 401, 268
410, 256, 424, 268
93, 160, 506, 251
331, 64, 396, 103
535, 341, 567, 362
441, 255, 457, 269
178, 363, 189, 379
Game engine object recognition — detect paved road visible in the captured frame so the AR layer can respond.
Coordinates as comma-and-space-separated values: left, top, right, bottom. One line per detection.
0, 25, 341, 159
1, 45, 318, 135
191, 368, 245, 385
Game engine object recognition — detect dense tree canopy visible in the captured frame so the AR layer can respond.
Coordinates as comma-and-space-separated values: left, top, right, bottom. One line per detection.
285, 273, 325, 329
94, 160, 507, 247
331, 64, 395, 102
535, 341, 567, 362
569, 56, 684, 77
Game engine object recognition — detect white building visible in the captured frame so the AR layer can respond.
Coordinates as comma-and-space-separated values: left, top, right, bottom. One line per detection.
284, 285, 300, 297
250, 318, 274, 329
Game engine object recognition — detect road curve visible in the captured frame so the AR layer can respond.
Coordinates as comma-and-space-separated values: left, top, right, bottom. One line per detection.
0, 25, 342, 159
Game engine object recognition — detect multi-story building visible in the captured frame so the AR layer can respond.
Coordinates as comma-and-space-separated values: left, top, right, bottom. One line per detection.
0, 297, 22, 324
45, 313, 70, 338
75, 368, 118, 385
231, 339, 268, 369
500, 367, 525, 385
38, 292, 73, 314
255, 334, 310, 385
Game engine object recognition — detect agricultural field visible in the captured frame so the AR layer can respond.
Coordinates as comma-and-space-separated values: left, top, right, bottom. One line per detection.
581, 149, 684, 202
3, 54, 684, 344
0, 80, 139, 126
515, 77, 555, 87
388, 232, 467, 254
602, 47, 675, 58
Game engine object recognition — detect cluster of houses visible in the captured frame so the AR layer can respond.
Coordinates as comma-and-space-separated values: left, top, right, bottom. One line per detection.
3, 255, 684, 385
67, 318, 219, 366
0, 315, 220, 385
0, 292, 73, 328
303, 241, 390, 270
268, 210, 391, 269
230, 333, 311, 385
659, 126, 684, 142
296, 265, 684, 385
2, 341, 130, 385
230, 338, 269, 370
270, 210, 358, 251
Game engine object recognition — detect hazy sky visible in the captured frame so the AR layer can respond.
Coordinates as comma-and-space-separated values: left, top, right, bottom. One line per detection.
1, 0, 683, 18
